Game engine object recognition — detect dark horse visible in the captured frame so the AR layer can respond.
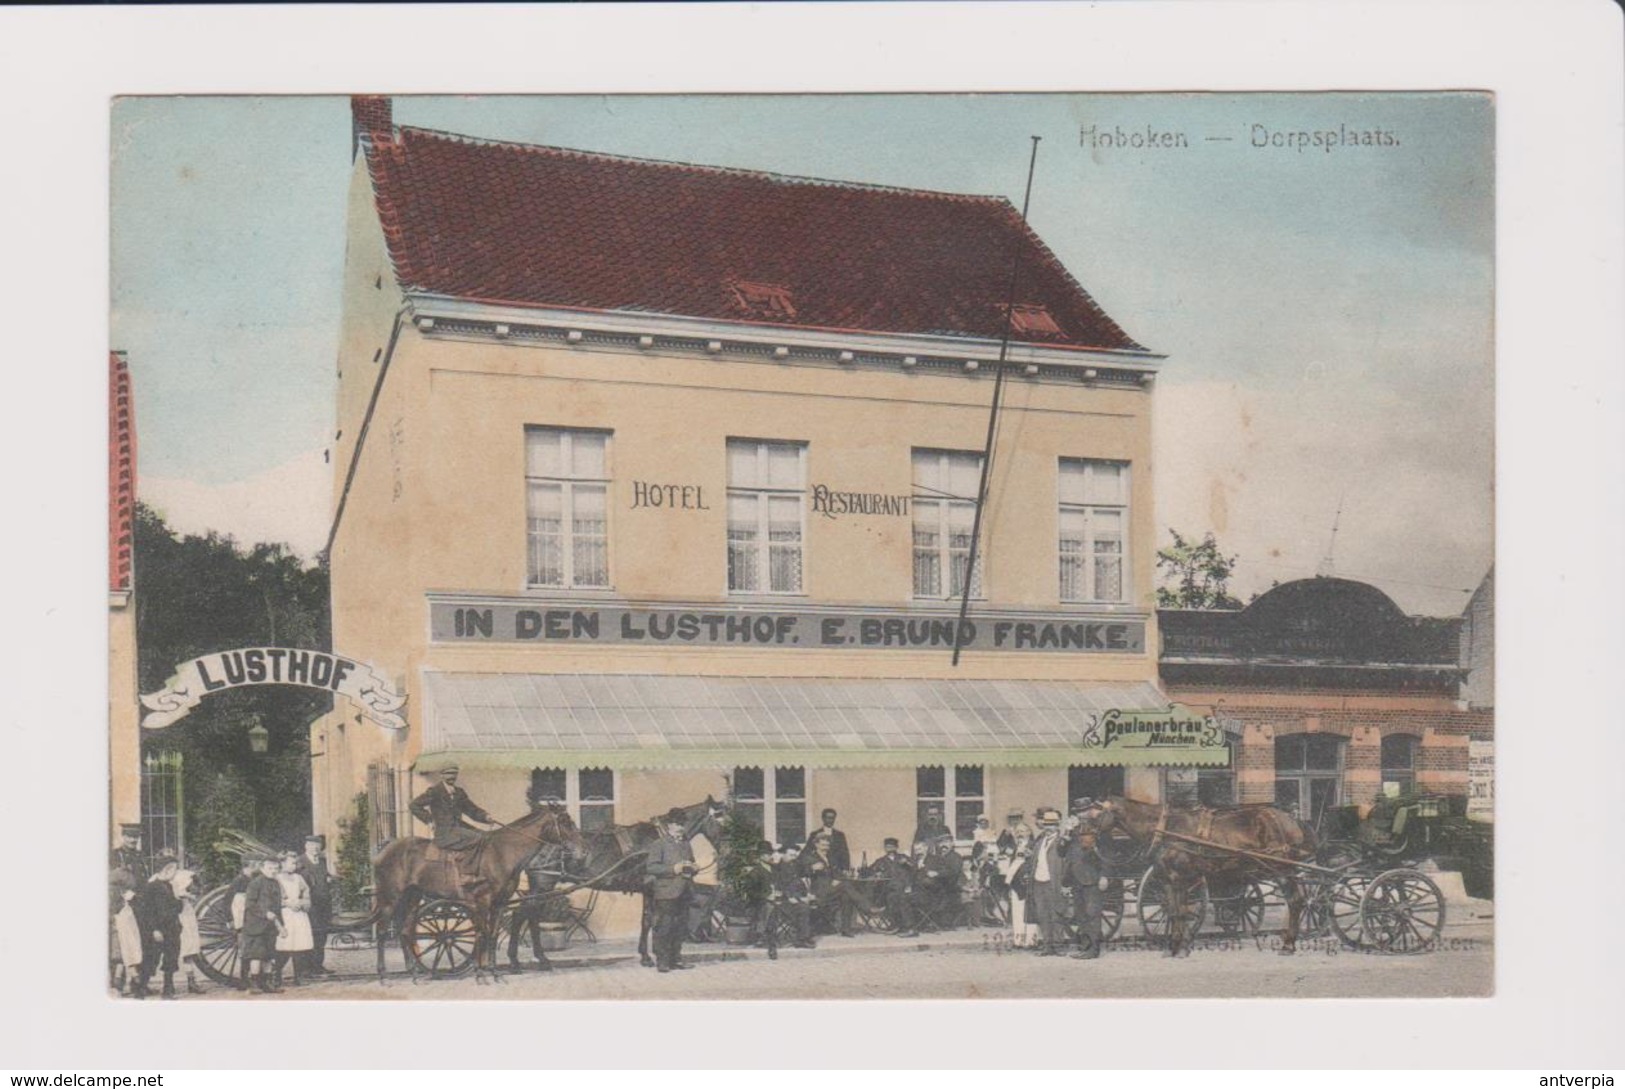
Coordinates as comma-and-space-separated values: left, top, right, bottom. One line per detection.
368, 804, 585, 981
1098, 796, 1318, 957
567, 797, 729, 968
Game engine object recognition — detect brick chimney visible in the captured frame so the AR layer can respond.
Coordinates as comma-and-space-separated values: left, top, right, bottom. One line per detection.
351, 95, 393, 160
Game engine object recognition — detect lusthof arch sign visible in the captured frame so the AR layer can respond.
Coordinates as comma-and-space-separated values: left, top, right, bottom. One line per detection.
140, 647, 406, 732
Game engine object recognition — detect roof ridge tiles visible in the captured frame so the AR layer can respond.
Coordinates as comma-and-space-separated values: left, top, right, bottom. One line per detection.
393, 124, 1012, 205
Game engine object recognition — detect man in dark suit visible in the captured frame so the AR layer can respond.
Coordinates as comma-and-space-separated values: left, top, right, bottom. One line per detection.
863, 837, 919, 938
409, 765, 500, 850
1065, 799, 1109, 959
912, 806, 954, 851
1016, 808, 1070, 956
803, 808, 851, 873
798, 832, 860, 937
644, 809, 697, 973
131, 852, 183, 999
918, 838, 965, 930
296, 834, 336, 974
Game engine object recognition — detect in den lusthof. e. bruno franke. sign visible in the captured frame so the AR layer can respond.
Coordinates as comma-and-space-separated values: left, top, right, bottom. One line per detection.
140, 647, 407, 731
429, 598, 1146, 654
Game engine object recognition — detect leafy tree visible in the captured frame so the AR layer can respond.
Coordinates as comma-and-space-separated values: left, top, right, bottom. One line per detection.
1155, 529, 1243, 610
133, 503, 331, 879
334, 793, 372, 912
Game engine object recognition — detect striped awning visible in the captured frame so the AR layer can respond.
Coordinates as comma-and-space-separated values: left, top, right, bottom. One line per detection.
419, 673, 1221, 769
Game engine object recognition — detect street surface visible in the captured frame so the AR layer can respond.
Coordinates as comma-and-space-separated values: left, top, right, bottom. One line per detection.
188, 916, 1492, 1000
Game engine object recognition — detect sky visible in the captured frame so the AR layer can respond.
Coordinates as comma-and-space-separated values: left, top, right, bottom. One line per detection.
110, 92, 1493, 615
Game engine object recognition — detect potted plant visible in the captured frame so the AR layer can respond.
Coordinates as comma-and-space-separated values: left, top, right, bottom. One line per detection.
717, 810, 770, 945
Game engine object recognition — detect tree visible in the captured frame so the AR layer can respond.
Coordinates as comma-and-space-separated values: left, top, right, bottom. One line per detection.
133, 503, 331, 881
1155, 529, 1243, 610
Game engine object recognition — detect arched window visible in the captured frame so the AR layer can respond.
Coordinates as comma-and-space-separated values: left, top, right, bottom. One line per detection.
1381, 733, 1420, 798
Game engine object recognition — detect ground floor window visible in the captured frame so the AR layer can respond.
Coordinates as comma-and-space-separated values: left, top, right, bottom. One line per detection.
140, 749, 184, 865
1274, 733, 1346, 828
1381, 733, 1419, 797
527, 767, 617, 832
916, 765, 985, 841
367, 761, 404, 849
733, 766, 807, 847
1068, 766, 1124, 806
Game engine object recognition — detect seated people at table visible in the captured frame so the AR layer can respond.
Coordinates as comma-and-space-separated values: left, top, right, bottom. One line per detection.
862, 837, 919, 938
916, 838, 965, 930
799, 832, 858, 937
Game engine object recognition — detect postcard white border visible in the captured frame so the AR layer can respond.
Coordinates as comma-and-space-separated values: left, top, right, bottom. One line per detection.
1, 0, 1621, 1070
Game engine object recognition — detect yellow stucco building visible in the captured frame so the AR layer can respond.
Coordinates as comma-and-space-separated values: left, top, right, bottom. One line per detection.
109, 351, 141, 833
314, 98, 1211, 935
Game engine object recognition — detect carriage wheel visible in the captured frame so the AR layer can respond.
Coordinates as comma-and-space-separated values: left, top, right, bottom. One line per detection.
1100, 878, 1125, 941
405, 899, 481, 977
1328, 874, 1372, 948
1359, 869, 1446, 954
1137, 866, 1208, 942
192, 885, 242, 986
1211, 877, 1267, 937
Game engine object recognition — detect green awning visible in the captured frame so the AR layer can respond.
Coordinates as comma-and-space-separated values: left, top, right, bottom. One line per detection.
419, 673, 1229, 770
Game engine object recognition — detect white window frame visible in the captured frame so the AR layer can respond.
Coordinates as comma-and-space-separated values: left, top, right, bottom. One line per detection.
915, 764, 986, 844
529, 767, 618, 832
726, 439, 807, 596
911, 449, 986, 601
525, 427, 612, 591
731, 766, 810, 846
1058, 458, 1132, 604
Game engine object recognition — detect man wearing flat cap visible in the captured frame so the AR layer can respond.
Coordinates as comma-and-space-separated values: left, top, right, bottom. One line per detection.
409, 765, 500, 851
645, 808, 698, 972
131, 851, 183, 999
296, 834, 336, 974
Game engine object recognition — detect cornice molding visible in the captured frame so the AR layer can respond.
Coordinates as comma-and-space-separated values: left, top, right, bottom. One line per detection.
405, 294, 1164, 386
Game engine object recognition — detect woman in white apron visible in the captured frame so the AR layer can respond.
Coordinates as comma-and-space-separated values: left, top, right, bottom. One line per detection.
274, 851, 314, 987
172, 868, 206, 994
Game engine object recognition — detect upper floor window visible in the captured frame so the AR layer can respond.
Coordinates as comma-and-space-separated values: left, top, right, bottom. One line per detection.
1059, 459, 1130, 603
912, 450, 984, 600
727, 439, 805, 594
526, 428, 610, 589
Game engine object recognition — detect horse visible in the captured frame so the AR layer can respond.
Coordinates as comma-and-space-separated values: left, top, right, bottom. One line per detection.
367, 803, 586, 982
571, 796, 729, 968
1096, 796, 1318, 958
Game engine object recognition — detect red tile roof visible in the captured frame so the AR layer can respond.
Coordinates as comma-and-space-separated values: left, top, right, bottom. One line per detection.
109, 351, 137, 593
360, 126, 1146, 353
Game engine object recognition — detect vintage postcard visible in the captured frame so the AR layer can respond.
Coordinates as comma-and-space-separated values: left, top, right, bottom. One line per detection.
108, 91, 1494, 1001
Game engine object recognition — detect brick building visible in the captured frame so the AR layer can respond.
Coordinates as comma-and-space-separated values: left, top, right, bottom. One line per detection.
1157, 577, 1493, 825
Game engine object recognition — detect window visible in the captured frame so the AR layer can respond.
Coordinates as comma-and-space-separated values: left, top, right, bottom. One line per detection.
1381, 734, 1419, 798
732, 766, 807, 847
140, 750, 184, 866
916, 764, 986, 841
912, 450, 984, 599
527, 767, 616, 832
1001, 302, 1063, 338
526, 428, 610, 589
1059, 459, 1130, 602
727, 440, 805, 594
729, 280, 797, 320
367, 761, 405, 848
1274, 734, 1346, 828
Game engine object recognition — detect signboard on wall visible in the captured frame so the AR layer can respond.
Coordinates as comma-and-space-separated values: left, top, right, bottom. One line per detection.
428, 597, 1146, 654
140, 647, 407, 731
1467, 739, 1493, 822
1078, 706, 1231, 762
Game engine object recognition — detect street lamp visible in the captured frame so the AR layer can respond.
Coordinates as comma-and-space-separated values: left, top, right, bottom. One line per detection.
248, 721, 270, 755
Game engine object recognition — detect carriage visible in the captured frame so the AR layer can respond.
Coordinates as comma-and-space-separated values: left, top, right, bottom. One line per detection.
1100, 795, 1466, 954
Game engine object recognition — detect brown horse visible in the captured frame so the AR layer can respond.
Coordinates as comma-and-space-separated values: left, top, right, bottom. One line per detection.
1098, 796, 1318, 957
368, 803, 585, 981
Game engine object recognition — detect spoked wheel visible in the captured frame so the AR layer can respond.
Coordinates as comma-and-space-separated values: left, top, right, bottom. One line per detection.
1328, 874, 1372, 948
1210, 877, 1267, 937
192, 885, 242, 986
405, 898, 481, 977
1360, 869, 1446, 954
1100, 878, 1126, 941
1137, 866, 1209, 943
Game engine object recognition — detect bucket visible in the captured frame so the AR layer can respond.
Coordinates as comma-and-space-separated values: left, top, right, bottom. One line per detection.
536, 923, 570, 952
723, 922, 753, 946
